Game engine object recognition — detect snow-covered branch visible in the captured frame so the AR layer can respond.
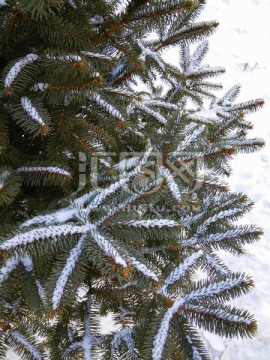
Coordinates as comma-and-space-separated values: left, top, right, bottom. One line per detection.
5, 54, 39, 88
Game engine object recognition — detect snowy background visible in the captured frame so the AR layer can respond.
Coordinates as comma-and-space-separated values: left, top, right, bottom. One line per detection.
197, 0, 270, 358
6, 0, 270, 358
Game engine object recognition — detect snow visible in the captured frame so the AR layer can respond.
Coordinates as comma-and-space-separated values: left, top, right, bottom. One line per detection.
114, 156, 140, 171
20, 97, 45, 126
0, 170, 10, 189
31, 83, 49, 92
81, 300, 101, 360
89, 226, 127, 267
0, 256, 20, 285
138, 39, 165, 71
129, 101, 167, 124
186, 335, 203, 360
67, 0, 76, 9
130, 139, 153, 176
80, 51, 112, 60
22, 208, 75, 227
47, 55, 81, 62
128, 257, 158, 282
111, 327, 135, 356
158, 250, 203, 297
52, 235, 86, 309
184, 275, 251, 302
120, 219, 179, 228
196, 208, 243, 235
81, 314, 93, 360
21, 254, 33, 272
194, 105, 223, 125
90, 93, 125, 122
204, 254, 228, 276
17, 166, 70, 177
174, 125, 205, 153
89, 15, 104, 25
5, 54, 39, 88
67, 325, 74, 342
119, 306, 135, 320
111, 62, 124, 80
98, 157, 111, 169
96, 177, 162, 227
185, 66, 225, 76
152, 305, 175, 360
0, 225, 89, 250
10, 331, 42, 360
159, 166, 182, 202
35, 280, 47, 304
143, 100, 178, 110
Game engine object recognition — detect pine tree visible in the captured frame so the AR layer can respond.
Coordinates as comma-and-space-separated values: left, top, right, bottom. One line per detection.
0, 0, 265, 359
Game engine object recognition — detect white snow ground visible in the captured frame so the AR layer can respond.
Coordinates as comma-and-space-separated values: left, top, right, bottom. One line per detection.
6, 0, 270, 359
199, 1, 270, 359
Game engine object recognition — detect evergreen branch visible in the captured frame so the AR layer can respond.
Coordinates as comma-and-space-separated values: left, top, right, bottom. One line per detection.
159, 166, 181, 202
195, 208, 244, 235
46, 77, 102, 90
153, 273, 253, 359
190, 177, 229, 192
71, 134, 113, 174
108, 37, 144, 72
20, 189, 100, 227
229, 99, 264, 114
131, 1, 197, 20
4, 54, 39, 88
129, 100, 167, 124
183, 274, 253, 303
154, 21, 219, 52
37, 17, 89, 49
89, 92, 125, 122
128, 257, 158, 282
91, 0, 148, 43
185, 333, 209, 360
51, 234, 86, 310
203, 253, 229, 276
0, 12, 21, 47
172, 147, 236, 166
89, 226, 127, 267
183, 225, 262, 247
96, 178, 164, 227
0, 256, 20, 285
9, 330, 42, 360
104, 87, 141, 101
0, 170, 21, 207
111, 326, 137, 359
180, 304, 257, 337
0, 225, 88, 250
114, 219, 180, 229
80, 51, 113, 61
0, 1, 264, 357
157, 250, 203, 297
